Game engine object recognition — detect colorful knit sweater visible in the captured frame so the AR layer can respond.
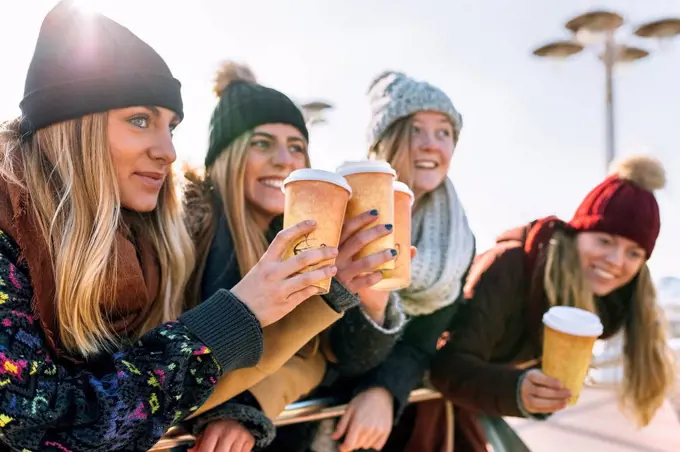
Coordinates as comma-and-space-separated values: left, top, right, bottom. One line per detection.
0, 229, 265, 452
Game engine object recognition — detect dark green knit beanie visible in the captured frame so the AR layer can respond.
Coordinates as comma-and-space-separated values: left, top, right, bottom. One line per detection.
206, 62, 309, 167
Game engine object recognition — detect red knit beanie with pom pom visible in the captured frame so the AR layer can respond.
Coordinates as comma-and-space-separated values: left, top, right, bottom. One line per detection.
569, 155, 665, 258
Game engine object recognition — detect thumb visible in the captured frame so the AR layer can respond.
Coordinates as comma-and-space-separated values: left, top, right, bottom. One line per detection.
332, 408, 353, 440
462, 279, 475, 299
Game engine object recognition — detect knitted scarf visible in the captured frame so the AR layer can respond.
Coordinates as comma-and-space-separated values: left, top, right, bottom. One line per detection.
0, 160, 159, 363
396, 178, 475, 316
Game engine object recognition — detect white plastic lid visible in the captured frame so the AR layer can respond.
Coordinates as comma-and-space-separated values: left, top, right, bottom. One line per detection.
282, 168, 352, 196
393, 181, 415, 205
336, 160, 397, 178
542, 306, 604, 337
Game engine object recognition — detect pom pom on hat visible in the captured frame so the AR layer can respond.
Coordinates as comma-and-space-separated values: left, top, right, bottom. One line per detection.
610, 154, 666, 192
213, 61, 257, 97
366, 70, 405, 95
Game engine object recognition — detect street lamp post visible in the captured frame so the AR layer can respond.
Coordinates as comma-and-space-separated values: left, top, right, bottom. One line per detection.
533, 11, 680, 173
299, 101, 334, 127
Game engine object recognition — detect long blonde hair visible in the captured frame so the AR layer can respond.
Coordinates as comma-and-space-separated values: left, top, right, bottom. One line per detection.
544, 230, 675, 427
207, 133, 267, 276
0, 115, 195, 357
184, 131, 311, 307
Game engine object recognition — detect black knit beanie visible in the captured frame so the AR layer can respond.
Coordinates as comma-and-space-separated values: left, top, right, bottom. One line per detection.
205, 62, 308, 168
19, 0, 183, 137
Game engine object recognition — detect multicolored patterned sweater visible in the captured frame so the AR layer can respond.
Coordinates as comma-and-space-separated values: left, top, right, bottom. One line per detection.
0, 229, 265, 452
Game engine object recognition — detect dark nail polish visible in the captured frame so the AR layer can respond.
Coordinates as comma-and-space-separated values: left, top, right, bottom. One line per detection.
385, 224, 393, 230
390, 248, 398, 256
370, 209, 379, 216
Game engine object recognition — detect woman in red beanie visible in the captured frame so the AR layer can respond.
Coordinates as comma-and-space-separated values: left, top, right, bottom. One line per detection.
430, 154, 676, 451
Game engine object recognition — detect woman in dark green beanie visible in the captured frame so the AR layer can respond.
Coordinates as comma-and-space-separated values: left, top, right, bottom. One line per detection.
182, 62, 407, 451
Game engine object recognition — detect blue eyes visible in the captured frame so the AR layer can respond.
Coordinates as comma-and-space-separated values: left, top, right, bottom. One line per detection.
129, 116, 149, 128
128, 115, 177, 136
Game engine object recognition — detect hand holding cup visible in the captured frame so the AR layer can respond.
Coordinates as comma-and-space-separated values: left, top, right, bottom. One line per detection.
334, 209, 397, 294
520, 369, 572, 414
231, 220, 338, 327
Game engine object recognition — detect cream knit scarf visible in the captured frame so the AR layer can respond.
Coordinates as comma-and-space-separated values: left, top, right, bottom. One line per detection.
396, 177, 475, 316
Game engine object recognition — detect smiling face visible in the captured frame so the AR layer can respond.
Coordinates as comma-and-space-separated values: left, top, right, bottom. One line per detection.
409, 111, 457, 199
107, 106, 179, 212
576, 232, 646, 296
243, 123, 308, 228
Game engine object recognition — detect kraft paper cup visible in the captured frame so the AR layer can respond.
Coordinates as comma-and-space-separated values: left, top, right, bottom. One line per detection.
336, 160, 397, 271
373, 181, 414, 290
542, 306, 603, 406
282, 169, 352, 294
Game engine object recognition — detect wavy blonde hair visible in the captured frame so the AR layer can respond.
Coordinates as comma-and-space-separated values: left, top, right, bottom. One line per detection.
0, 115, 195, 357
544, 230, 675, 427
183, 132, 310, 307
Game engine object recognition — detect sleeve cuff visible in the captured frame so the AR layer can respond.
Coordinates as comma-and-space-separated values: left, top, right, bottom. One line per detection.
516, 371, 550, 420
321, 278, 361, 313
359, 293, 406, 335
179, 289, 264, 373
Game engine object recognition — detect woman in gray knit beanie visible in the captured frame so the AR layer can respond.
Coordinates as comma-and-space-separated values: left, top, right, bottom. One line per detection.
319, 70, 476, 452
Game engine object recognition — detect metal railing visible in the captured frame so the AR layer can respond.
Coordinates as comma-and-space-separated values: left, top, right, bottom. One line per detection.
148, 344, 678, 451
274, 388, 441, 427
148, 388, 442, 451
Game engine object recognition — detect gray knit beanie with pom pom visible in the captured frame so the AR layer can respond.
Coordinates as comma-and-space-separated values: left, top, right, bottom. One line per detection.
366, 70, 463, 147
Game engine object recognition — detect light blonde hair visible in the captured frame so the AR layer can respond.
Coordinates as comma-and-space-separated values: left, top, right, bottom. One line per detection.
368, 116, 416, 188
183, 132, 310, 306
0, 114, 195, 357
544, 230, 675, 427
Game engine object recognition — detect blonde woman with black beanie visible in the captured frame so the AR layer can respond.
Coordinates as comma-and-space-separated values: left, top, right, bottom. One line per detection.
0, 2, 344, 451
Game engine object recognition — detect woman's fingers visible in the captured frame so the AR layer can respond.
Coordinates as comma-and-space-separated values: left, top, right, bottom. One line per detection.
339, 223, 393, 262
529, 384, 571, 401
526, 370, 564, 390
345, 248, 396, 277
344, 271, 383, 294
263, 220, 317, 260
339, 210, 380, 246
524, 395, 568, 413
274, 246, 338, 279
332, 406, 353, 440
283, 265, 338, 301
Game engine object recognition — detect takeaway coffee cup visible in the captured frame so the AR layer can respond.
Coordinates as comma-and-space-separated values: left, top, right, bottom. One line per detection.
542, 306, 604, 406
373, 181, 414, 290
336, 160, 397, 271
282, 168, 352, 293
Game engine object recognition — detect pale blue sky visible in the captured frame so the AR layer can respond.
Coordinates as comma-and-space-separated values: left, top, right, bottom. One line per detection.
2, 0, 679, 278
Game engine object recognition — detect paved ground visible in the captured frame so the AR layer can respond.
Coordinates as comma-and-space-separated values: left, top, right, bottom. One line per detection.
505, 386, 680, 452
